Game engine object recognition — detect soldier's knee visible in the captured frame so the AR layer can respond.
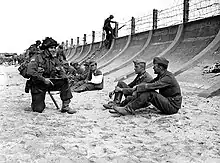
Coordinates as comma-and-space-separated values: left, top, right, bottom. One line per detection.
31, 102, 45, 113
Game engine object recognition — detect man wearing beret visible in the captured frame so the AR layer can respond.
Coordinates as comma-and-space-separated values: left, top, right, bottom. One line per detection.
26, 37, 76, 114
73, 60, 104, 92
109, 57, 182, 116
103, 59, 153, 110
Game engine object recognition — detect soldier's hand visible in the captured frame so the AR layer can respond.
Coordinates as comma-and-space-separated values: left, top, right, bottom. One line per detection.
84, 79, 88, 83
115, 86, 123, 92
132, 91, 138, 98
44, 78, 54, 86
109, 91, 114, 99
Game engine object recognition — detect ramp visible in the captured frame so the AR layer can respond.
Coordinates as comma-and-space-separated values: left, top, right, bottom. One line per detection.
174, 16, 220, 97
98, 35, 130, 67
65, 48, 72, 60
79, 42, 101, 63
74, 44, 91, 62
99, 35, 131, 69
101, 31, 149, 73
112, 24, 179, 80
68, 45, 83, 63
89, 40, 115, 62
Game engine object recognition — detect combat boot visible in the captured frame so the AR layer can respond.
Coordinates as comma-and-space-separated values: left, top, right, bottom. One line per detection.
103, 92, 123, 110
61, 99, 77, 114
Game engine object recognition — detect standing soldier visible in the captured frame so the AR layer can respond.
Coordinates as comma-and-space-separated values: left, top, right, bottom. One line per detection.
26, 37, 76, 114
103, 15, 117, 48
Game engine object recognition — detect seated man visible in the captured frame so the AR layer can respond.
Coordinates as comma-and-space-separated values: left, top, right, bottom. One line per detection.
109, 57, 182, 116
73, 61, 103, 93
103, 59, 153, 110
69, 61, 90, 89
26, 37, 76, 114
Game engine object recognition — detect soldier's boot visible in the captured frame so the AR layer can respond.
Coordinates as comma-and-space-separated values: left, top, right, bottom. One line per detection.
109, 105, 135, 116
25, 80, 31, 93
61, 99, 77, 114
103, 92, 123, 110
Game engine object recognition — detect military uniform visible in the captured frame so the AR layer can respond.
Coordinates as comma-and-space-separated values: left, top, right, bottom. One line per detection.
73, 61, 103, 93
26, 37, 75, 114
114, 71, 153, 105
69, 62, 90, 89
73, 69, 104, 93
110, 57, 182, 115
103, 59, 153, 110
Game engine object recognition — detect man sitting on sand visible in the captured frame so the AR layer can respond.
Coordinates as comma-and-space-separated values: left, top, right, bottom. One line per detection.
73, 61, 104, 93
109, 57, 182, 116
103, 59, 153, 110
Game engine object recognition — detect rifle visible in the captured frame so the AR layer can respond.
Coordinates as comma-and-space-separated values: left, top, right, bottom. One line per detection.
48, 91, 60, 110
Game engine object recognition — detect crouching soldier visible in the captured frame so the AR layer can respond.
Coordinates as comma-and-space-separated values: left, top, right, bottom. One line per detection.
26, 37, 76, 114
103, 59, 153, 110
73, 61, 103, 93
109, 57, 182, 116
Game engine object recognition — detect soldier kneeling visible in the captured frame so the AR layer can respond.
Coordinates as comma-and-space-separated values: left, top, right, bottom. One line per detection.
26, 37, 76, 114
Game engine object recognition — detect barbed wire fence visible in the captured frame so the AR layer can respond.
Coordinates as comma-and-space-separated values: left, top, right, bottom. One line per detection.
135, 13, 153, 33
69, 0, 219, 47
189, 0, 220, 21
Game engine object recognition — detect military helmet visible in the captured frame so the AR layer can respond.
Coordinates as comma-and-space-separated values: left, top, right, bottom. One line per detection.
36, 40, 41, 45
40, 37, 58, 50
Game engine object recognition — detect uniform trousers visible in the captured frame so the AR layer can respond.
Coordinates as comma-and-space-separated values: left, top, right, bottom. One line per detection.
127, 90, 182, 115
30, 78, 72, 113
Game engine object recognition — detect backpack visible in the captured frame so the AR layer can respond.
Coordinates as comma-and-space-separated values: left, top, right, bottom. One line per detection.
18, 60, 30, 79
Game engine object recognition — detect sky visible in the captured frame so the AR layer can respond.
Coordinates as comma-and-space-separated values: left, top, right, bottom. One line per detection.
0, 0, 180, 54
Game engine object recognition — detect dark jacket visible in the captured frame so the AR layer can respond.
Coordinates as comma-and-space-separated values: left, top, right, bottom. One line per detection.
122, 71, 153, 95
137, 70, 182, 109
27, 51, 66, 83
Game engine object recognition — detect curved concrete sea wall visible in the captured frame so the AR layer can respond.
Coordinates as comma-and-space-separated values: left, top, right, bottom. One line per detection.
67, 15, 220, 97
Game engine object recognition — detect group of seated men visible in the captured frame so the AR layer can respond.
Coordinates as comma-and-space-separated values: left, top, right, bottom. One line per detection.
22, 37, 182, 117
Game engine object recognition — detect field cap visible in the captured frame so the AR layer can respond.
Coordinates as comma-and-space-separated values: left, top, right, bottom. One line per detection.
133, 59, 146, 65
153, 57, 169, 68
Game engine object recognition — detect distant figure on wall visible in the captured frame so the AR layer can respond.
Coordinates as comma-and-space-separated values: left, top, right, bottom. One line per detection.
103, 15, 117, 49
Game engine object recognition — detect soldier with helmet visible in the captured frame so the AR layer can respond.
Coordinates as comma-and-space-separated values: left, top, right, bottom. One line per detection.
26, 37, 76, 114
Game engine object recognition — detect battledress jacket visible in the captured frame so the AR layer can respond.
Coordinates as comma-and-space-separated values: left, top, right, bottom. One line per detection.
137, 70, 182, 109
122, 71, 153, 95
27, 52, 67, 83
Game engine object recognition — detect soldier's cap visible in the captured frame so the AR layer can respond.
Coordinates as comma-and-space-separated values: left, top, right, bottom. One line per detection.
89, 60, 97, 66
83, 61, 90, 66
133, 59, 146, 65
40, 37, 58, 50
153, 57, 169, 68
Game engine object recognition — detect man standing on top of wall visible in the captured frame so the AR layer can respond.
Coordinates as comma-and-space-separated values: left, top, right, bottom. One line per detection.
103, 15, 117, 49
